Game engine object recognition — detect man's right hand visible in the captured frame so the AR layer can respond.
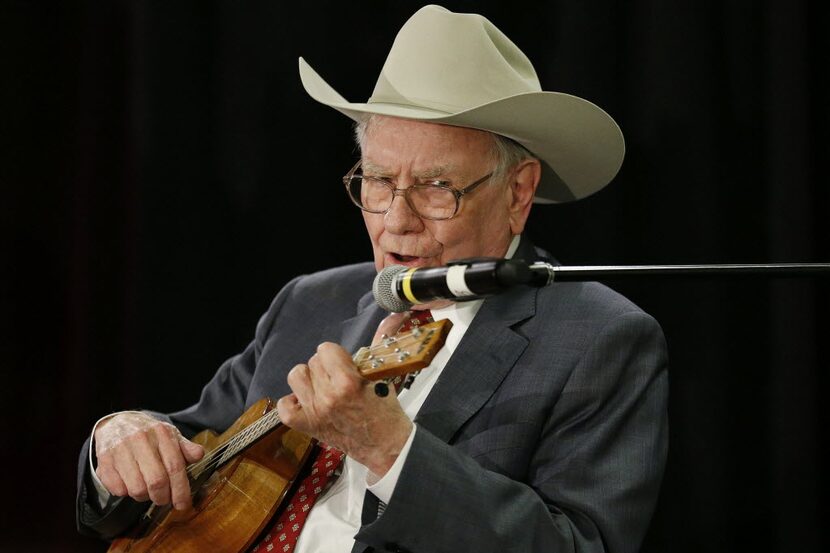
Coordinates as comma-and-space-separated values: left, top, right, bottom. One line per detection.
94, 412, 205, 510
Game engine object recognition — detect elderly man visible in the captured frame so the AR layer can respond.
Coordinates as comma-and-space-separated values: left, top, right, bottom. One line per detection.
77, 5, 668, 553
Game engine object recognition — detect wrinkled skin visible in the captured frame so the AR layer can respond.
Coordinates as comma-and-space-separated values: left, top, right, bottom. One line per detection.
95, 413, 205, 510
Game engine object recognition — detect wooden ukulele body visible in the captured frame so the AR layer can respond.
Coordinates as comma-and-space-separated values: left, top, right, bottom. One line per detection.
108, 398, 314, 553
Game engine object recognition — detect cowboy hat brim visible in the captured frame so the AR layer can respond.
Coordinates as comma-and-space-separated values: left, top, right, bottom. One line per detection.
300, 57, 624, 204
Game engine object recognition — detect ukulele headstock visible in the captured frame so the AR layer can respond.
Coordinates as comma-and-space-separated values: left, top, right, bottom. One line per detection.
354, 319, 453, 381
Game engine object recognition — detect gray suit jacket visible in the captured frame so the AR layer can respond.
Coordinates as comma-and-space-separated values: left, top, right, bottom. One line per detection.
77, 238, 669, 553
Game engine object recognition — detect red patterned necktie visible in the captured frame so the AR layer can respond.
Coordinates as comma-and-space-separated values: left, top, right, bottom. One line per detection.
399, 309, 434, 332
249, 443, 345, 553
249, 310, 433, 553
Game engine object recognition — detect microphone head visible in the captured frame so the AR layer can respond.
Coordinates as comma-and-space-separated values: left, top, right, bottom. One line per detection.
373, 265, 411, 312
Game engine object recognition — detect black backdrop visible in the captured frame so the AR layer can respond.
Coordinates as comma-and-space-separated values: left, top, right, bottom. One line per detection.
2, 1, 828, 551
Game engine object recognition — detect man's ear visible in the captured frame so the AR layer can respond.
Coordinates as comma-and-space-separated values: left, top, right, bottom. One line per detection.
507, 159, 541, 235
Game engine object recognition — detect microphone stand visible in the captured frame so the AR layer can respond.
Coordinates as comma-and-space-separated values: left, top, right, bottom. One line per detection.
530, 263, 830, 285
372, 259, 830, 312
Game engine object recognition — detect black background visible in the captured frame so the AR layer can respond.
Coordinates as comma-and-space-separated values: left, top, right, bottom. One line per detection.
1, 1, 828, 551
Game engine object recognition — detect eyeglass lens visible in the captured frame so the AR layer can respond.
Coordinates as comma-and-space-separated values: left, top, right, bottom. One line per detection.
347, 177, 457, 220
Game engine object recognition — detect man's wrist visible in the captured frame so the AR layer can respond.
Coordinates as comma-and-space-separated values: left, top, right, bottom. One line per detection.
360, 417, 413, 477
366, 424, 417, 504
88, 410, 143, 507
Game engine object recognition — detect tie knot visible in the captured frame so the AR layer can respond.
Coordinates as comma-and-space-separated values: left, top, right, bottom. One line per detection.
400, 309, 434, 332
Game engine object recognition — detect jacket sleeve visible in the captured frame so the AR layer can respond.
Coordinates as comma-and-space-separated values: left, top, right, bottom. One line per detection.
75, 276, 303, 540
354, 310, 669, 553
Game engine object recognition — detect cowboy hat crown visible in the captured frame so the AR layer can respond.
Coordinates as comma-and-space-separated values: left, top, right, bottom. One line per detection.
299, 4, 625, 203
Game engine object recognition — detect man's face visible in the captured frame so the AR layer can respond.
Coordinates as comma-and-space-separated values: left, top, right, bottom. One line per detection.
360, 116, 530, 272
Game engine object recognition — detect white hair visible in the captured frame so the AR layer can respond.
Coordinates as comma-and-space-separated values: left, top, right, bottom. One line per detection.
353, 115, 536, 182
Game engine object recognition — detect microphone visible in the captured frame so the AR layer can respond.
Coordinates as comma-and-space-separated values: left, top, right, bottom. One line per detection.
372, 258, 830, 312
373, 258, 538, 312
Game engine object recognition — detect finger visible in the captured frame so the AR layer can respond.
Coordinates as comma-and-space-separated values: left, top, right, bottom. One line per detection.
287, 364, 315, 409
317, 343, 369, 410
306, 351, 333, 391
155, 425, 193, 510
372, 312, 409, 345
95, 454, 128, 497
129, 430, 173, 506
276, 393, 305, 429
179, 437, 205, 463
112, 440, 150, 502
316, 342, 360, 384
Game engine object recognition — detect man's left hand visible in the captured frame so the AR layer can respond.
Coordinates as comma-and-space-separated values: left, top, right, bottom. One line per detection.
276, 338, 413, 477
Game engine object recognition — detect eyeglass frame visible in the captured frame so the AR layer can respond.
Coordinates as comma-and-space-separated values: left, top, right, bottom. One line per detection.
342, 160, 494, 221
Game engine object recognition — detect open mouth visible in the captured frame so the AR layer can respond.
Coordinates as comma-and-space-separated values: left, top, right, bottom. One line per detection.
391, 253, 418, 263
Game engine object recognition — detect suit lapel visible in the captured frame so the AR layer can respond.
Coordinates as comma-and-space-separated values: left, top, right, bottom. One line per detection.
414, 281, 536, 443
331, 237, 544, 445
413, 236, 542, 442
327, 290, 386, 355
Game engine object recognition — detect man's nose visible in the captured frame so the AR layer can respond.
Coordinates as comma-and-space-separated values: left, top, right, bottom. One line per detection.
383, 192, 423, 234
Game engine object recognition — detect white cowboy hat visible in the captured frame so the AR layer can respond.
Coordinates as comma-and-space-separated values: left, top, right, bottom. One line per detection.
299, 4, 625, 203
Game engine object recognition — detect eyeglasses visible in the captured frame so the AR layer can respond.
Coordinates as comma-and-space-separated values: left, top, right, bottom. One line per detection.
342, 160, 493, 221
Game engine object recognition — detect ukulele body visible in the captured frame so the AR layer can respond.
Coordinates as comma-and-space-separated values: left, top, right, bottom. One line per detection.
108, 398, 315, 553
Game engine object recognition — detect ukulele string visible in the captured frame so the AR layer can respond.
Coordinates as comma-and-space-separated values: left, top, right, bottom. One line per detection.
185, 409, 281, 477
186, 409, 283, 478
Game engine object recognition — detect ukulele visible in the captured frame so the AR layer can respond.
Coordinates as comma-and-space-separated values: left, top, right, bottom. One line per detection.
107, 318, 452, 553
